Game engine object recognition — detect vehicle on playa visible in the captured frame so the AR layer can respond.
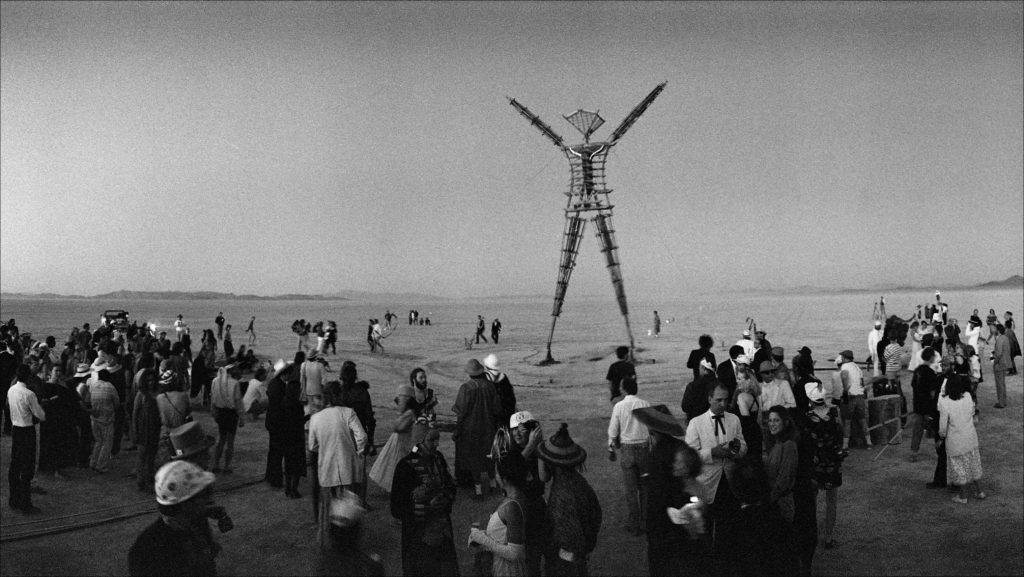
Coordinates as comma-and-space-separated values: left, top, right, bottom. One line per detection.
100, 309, 130, 331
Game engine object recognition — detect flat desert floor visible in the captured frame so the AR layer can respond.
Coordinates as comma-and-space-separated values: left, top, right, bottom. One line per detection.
2, 322, 1022, 576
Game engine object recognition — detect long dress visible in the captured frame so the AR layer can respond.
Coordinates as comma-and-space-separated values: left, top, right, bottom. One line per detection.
368, 404, 415, 493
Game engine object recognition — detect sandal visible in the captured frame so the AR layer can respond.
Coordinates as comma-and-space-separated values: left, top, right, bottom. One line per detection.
974, 491, 987, 500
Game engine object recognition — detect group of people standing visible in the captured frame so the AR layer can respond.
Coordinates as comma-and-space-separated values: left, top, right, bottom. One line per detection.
0, 312, 265, 514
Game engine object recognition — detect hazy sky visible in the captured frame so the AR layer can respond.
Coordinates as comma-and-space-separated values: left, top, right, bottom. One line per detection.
2, 1, 1022, 298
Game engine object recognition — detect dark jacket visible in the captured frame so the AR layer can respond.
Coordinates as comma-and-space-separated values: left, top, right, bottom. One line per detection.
686, 349, 717, 382
911, 365, 940, 419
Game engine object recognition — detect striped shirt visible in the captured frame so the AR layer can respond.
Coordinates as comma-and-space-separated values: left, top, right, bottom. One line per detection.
884, 343, 902, 376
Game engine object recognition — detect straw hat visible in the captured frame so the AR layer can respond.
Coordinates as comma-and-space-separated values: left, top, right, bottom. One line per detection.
73, 363, 91, 378
537, 423, 587, 467
632, 404, 686, 438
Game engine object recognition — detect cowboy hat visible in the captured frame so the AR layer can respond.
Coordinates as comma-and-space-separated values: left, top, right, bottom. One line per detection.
169, 421, 215, 461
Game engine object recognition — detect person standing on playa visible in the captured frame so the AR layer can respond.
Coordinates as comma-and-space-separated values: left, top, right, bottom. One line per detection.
491, 318, 502, 344
222, 325, 234, 361
452, 359, 501, 494
7, 364, 46, 513
606, 346, 636, 403
991, 325, 1011, 409
868, 321, 884, 377
607, 374, 651, 535
215, 312, 225, 340
174, 315, 185, 342
736, 330, 755, 359
483, 354, 517, 427
838, 350, 872, 450
245, 316, 256, 346
475, 315, 489, 344
653, 311, 661, 337
686, 335, 717, 382
1004, 311, 1021, 375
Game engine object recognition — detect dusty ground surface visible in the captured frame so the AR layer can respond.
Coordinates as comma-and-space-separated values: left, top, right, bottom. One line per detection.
2, 329, 1022, 576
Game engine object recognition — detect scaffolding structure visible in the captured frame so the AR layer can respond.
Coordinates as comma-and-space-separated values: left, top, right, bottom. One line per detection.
509, 82, 666, 363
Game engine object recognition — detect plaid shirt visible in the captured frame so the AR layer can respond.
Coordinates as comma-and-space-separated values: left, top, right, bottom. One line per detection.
89, 380, 120, 423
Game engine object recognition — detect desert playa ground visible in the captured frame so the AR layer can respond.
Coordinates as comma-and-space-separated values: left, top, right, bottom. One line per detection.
1, 324, 1022, 576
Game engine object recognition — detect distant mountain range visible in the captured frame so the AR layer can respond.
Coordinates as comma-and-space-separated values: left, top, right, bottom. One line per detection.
975, 274, 1024, 288
1, 276, 1019, 301
0, 289, 450, 302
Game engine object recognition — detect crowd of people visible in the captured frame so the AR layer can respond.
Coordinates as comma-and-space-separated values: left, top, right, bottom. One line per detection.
1, 297, 1020, 576
0, 313, 265, 513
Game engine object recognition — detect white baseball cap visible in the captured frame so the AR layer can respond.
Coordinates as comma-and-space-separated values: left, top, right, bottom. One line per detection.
509, 410, 536, 429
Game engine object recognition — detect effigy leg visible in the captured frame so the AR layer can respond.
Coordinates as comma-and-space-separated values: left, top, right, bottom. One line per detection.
541, 213, 587, 365
593, 211, 636, 359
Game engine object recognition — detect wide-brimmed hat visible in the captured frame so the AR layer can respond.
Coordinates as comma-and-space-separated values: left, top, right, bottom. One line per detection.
805, 382, 826, 405
632, 404, 686, 438
758, 360, 779, 374
537, 422, 587, 467
169, 421, 215, 461
465, 359, 486, 377
154, 461, 215, 506
73, 363, 91, 378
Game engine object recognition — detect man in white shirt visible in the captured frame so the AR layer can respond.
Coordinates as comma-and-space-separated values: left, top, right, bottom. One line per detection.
607, 375, 651, 535
7, 364, 46, 513
868, 321, 884, 377
300, 351, 326, 415
685, 384, 746, 559
736, 330, 755, 359
839, 350, 872, 450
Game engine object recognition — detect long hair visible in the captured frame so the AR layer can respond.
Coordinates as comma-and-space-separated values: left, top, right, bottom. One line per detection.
764, 405, 798, 451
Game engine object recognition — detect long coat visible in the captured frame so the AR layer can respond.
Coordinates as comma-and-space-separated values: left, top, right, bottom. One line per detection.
390, 446, 459, 577
452, 376, 502, 484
